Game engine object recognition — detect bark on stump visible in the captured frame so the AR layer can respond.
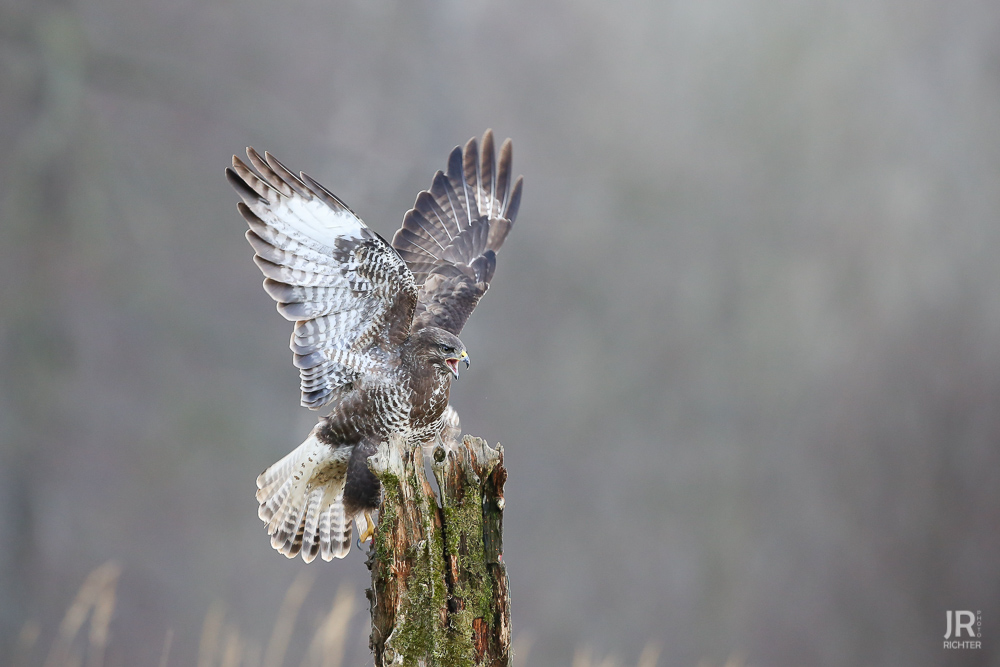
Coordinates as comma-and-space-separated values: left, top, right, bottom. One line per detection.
366, 434, 510, 666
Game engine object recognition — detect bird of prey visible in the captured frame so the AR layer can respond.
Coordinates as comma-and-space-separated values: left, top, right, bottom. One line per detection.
226, 130, 522, 562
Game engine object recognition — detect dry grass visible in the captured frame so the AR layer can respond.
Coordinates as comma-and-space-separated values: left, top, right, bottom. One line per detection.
18, 562, 355, 667
19, 562, 739, 667
18, 560, 123, 667
568, 640, 662, 667
567, 644, 746, 667
191, 571, 353, 667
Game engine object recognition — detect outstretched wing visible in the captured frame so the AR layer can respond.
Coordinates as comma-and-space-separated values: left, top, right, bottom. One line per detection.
391, 130, 523, 335
227, 148, 417, 409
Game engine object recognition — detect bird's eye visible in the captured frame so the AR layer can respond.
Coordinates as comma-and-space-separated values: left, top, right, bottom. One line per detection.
441, 344, 455, 354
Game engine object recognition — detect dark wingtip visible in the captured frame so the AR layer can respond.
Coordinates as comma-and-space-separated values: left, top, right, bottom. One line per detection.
505, 175, 523, 224
227, 167, 264, 202
447, 145, 464, 183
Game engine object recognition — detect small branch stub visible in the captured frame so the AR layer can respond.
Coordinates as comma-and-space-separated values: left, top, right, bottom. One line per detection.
366, 434, 510, 666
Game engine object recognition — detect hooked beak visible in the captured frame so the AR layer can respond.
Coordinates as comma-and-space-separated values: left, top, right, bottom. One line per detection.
446, 350, 470, 379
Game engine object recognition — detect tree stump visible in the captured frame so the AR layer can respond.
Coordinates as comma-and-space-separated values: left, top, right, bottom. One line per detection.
365, 434, 510, 666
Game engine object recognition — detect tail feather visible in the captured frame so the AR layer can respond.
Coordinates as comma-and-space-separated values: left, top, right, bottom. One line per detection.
319, 505, 335, 561
321, 501, 353, 561
300, 487, 324, 561
255, 427, 356, 561
269, 494, 307, 554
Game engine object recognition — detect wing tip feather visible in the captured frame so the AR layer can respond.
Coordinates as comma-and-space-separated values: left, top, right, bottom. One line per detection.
227, 167, 265, 203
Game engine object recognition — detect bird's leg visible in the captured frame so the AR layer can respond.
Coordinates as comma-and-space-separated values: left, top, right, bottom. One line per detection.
356, 512, 376, 552
358, 510, 376, 544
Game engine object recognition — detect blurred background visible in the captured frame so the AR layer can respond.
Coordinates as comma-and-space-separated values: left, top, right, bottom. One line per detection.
2, 0, 1000, 665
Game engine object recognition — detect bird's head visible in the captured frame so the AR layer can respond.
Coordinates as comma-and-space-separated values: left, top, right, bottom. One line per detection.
414, 327, 470, 379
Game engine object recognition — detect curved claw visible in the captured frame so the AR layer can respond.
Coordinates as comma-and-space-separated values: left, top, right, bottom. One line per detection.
357, 510, 377, 547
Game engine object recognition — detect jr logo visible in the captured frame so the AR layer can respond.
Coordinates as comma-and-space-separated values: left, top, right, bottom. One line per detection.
945, 610, 978, 639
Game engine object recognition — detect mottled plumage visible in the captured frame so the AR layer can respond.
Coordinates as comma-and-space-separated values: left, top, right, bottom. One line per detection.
227, 131, 522, 561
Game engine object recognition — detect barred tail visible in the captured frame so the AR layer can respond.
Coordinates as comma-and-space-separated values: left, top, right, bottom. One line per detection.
255, 427, 356, 562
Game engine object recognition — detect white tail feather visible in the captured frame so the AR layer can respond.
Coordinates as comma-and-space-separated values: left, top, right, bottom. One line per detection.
255, 427, 355, 561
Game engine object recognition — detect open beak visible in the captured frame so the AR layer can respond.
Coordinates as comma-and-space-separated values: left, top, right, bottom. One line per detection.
447, 350, 470, 379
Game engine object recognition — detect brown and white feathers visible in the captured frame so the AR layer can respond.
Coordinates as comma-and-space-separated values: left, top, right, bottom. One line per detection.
394, 131, 523, 335
227, 130, 522, 562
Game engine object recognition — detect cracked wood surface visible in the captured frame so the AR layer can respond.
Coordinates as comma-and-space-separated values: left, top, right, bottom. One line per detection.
366, 434, 510, 666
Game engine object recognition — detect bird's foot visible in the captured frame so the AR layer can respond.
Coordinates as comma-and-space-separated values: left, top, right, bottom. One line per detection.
357, 511, 376, 546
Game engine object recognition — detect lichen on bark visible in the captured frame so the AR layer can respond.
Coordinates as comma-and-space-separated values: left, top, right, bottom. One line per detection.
366, 434, 510, 666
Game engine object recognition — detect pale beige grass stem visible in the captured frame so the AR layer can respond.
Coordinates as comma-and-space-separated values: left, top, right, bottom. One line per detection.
261, 571, 314, 667
298, 585, 354, 667
42, 560, 120, 667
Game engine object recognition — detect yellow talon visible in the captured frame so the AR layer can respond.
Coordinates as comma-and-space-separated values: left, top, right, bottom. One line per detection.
359, 511, 376, 543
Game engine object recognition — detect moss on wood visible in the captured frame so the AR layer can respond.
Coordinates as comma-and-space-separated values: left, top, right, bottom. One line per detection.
366, 434, 510, 666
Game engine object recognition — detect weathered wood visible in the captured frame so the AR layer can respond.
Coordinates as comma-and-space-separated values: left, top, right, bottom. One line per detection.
366, 434, 510, 666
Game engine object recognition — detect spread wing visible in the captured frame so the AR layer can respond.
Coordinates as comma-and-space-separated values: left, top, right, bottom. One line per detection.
227, 148, 417, 409
391, 129, 523, 335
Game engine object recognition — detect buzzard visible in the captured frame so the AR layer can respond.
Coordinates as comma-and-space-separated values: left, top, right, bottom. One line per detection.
226, 130, 522, 562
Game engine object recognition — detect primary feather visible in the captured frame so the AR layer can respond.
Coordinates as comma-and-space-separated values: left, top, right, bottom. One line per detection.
394, 129, 523, 335
228, 131, 523, 560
